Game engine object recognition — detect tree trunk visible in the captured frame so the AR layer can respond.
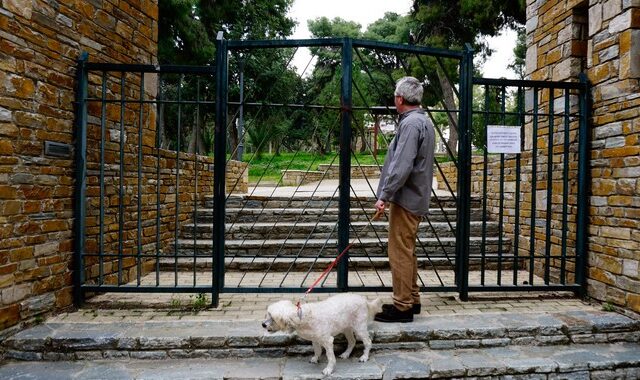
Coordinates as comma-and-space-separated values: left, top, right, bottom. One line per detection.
188, 110, 206, 154
437, 69, 458, 155
158, 102, 168, 149
315, 132, 326, 155
324, 130, 332, 154
227, 111, 239, 160
358, 124, 367, 153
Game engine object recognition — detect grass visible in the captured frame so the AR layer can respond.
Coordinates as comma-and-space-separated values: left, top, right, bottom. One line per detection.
242, 151, 388, 184
189, 293, 209, 311
602, 302, 615, 312
230, 150, 454, 184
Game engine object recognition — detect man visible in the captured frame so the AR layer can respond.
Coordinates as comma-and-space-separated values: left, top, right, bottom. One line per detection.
374, 76, 435, 323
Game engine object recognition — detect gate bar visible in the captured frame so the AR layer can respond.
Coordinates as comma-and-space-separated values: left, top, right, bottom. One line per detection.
73, 52, 89, 306
338, 37, 353, 291
213, 34, 228, 307
456, 44, 474, 301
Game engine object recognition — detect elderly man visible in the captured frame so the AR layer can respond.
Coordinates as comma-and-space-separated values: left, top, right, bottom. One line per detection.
374, 76, 435, 323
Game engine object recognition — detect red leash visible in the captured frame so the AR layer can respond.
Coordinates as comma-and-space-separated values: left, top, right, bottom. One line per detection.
295, 209, 384, 318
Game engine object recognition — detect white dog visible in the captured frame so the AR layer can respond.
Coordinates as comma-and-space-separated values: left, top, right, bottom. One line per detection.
262, 293, 382, 375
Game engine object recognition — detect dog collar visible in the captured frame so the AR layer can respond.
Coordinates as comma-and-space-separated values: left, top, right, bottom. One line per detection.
295, 300, 303, 319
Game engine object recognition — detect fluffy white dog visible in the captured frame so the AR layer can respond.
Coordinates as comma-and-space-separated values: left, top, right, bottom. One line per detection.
262, 293, 382, 375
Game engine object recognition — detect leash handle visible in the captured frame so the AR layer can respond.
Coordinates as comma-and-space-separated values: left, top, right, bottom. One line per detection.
372, 208, 384, 221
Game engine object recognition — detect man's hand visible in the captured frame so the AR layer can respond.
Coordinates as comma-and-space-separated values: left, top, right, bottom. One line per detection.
375, 199, 386, 213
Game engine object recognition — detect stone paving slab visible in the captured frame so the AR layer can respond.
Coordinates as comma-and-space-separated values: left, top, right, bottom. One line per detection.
79, 288, 593, 318
4, 310, 638, 362
1, 343, 639, 379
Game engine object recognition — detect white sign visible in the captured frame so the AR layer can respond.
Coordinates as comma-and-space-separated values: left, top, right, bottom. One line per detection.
487, 125, 521, 154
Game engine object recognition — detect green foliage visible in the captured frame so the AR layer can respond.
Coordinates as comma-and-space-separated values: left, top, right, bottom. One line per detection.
158, 0, 215, 65
190, 293, 209, 311
364, 12, 411, 44
158, 1, 527, 159
411, 0, 526, 56
158, 0, 298, 154
508, 27, 527, 79
472, 85, 522, 149
170, 297, 182, 309
602, 302, 615, 312
245, 152, 387, 183
410, 0, 526, 153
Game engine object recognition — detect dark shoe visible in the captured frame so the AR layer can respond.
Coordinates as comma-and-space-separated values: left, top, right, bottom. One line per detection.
382, 303, 421, 315
374, 305, 413, 323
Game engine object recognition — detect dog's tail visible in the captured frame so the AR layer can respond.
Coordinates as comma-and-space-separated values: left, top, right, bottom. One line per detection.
367, 298, 383, 318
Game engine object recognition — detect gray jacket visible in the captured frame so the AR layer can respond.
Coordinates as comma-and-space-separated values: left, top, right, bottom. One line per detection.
376, 108, 435, 216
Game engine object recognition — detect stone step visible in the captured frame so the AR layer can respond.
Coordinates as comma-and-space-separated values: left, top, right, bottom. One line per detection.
4, 310, 638, 364
198, 207, 482, 223
176, 236, 512, 257
181, 220, 499, 240
158, 256, 520, 271
209, 194, 478, 210
1, 342, 639, 379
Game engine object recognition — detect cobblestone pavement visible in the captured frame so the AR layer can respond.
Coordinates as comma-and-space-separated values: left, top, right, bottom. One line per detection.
56, 273, 594, 323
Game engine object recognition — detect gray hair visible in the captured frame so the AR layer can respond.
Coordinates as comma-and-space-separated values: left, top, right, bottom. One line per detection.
394, 76, 423, 105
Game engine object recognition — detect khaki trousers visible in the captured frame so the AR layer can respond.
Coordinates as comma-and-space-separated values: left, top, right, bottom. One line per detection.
388, 202, 421, 312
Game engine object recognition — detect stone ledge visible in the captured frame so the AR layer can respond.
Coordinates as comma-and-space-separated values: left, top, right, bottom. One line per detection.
1, 343, 639, 379
4, 310, 638, 360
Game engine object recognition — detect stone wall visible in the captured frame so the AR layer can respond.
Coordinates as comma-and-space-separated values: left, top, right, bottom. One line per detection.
0, 0, 251, 334
438, 144, 582, 287
281, 164, 382, 186
0, 0, 160, 333
82, 150, 247, 286
526, 0, 639, 313
438, 0, 640, 316
318, 164, 382, 179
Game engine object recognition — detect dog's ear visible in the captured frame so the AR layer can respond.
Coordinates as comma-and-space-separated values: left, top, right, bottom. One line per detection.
272, 300, 299, 331
282, 301, 300, 330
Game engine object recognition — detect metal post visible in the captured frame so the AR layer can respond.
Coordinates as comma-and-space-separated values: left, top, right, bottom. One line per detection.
337, 37, 353, 291
213, 32, 228, 307
575, 73, 590, 297
456, 44, 474, 301
238, 58, 245, 161
73, 52, 89, 306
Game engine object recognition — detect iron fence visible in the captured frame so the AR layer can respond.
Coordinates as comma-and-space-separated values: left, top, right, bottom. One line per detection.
73, 37, 589, 306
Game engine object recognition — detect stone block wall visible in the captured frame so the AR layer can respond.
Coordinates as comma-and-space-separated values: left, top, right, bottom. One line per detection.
526, 0, 639, 313
319, 164, 382, 179
0, 0, 250, 334
0, 0, 160, 334
438, 142, 582, 287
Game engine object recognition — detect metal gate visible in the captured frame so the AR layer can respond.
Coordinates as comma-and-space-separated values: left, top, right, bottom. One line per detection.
73, 37, 589, 306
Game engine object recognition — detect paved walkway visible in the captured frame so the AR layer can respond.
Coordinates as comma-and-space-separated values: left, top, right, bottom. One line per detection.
247, 178, 448, 198
41, 173, 590, 323
60, 286, 593, 323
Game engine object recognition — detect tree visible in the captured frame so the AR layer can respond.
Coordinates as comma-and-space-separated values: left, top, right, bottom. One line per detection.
410, 0, 526, 154
304, 17, 364, 154
411, 0, 526, 58
508, 26, 526, 79
158, 0, 215, 65
157, 0, 298, 155
363, 12, 411, 44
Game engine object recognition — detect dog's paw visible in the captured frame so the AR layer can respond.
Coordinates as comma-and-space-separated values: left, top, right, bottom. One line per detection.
358, 354, 369, 362
309, 356, 319, 364
339, 352, 350, 359
322, 366, 334, 376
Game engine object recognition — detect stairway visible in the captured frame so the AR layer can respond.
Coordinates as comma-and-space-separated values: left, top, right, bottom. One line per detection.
2, 309, 639, 378
173, 194, 514, 272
